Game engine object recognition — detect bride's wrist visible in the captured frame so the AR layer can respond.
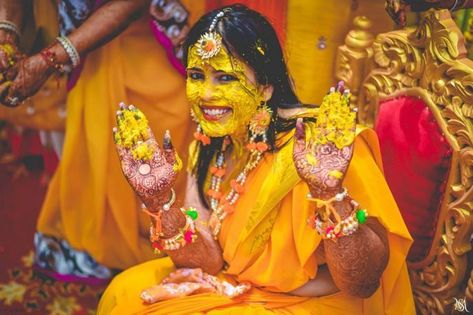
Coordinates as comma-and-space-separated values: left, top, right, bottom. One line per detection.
307, 186, 343, 201
144, 204, 199, 253
307, 188, 369, 240
142, 188, 176, 212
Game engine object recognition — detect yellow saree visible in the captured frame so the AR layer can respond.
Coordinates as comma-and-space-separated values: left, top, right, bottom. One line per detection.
97, 127, 415, 314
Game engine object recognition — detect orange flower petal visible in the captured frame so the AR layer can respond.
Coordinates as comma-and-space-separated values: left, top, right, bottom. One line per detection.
246, 143, 257, 150
215, 169, 226, 178
224, 204, 235, 214
256, 142, 268, 152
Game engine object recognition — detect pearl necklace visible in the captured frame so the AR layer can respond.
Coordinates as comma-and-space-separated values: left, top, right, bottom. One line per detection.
208, 133, 268, 238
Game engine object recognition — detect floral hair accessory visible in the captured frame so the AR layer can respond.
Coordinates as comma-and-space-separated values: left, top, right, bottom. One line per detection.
195, 11, 224, 60
196, 32, 222, 60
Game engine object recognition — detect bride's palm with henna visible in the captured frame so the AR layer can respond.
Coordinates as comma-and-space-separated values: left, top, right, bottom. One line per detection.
293, 83, 356, 198
113, 103, 181, 209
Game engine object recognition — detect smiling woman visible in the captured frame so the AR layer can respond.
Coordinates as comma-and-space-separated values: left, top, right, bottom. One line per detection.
186, 36, 272, 137
98, 4, 415, 315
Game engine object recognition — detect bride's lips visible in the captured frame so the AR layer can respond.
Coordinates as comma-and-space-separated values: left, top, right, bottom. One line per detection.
200, 105, 233, 121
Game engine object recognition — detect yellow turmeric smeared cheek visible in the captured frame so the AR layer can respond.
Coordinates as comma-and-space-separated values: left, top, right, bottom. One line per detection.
186, 45, 264, 137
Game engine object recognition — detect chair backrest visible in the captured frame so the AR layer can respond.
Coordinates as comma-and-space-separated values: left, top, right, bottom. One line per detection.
336, 9, 473, 314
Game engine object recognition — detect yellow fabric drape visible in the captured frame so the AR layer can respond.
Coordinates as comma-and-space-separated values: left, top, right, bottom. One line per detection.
285, 0, 393, 104
37, 16, 193, 269
97, 128, 415, 314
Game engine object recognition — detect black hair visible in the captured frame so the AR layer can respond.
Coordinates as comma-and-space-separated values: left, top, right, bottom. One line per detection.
182, 4, 301, 207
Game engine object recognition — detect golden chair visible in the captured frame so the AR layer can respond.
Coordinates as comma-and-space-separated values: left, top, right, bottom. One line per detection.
336, 9, 473, 314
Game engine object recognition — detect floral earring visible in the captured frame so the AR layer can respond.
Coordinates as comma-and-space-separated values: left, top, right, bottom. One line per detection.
190, 109, 211, 145
247, 101, 271, 153
193, 124, 211, 146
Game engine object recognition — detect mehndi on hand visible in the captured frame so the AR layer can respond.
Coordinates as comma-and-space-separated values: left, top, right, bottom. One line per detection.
292, 81, 356, 199
1, 53, 53, 107
0, 41, 24, 106
113, 102, 182, 210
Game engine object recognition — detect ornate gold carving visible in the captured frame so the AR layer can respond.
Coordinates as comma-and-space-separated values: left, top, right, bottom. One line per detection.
338, 9, 473, 314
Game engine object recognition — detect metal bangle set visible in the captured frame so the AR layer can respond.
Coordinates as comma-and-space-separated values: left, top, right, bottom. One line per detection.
56, 36, 80, 68
0, 20, 20, 39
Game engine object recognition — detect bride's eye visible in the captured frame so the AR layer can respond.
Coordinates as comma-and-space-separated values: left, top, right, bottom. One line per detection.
187, 71, 204, 80
218, 74, 238, 82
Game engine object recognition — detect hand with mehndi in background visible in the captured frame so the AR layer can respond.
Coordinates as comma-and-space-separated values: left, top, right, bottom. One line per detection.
0, 53, 54, 107
0, 21, 24, 107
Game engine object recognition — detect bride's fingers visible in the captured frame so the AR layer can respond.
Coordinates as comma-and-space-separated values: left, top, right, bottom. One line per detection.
162, 130, 183, 172
294, 118, 307, 154
113, 127, 128, 160
115, 103, 164, 163
162, 268, 203, 284
336, 81, 345, 93
193, 282, 216, 294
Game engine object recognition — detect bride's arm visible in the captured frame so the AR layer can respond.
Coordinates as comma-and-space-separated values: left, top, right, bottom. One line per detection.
162, 173, 223, 274
114, 106, 223, 275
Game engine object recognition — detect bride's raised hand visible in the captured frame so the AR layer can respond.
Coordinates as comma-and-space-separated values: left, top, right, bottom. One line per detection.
113, 102, 182, 210
292, 82, 356, 199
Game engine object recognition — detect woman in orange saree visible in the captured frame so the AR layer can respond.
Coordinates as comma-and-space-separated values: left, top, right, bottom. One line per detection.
98, 4, 415, 314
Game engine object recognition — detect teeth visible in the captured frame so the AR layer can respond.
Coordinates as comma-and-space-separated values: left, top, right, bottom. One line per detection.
203, 108, 230, 116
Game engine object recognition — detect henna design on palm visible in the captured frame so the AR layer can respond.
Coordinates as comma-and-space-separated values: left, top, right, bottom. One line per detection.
113, 103, 180, 210
293, 83, 356, 199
